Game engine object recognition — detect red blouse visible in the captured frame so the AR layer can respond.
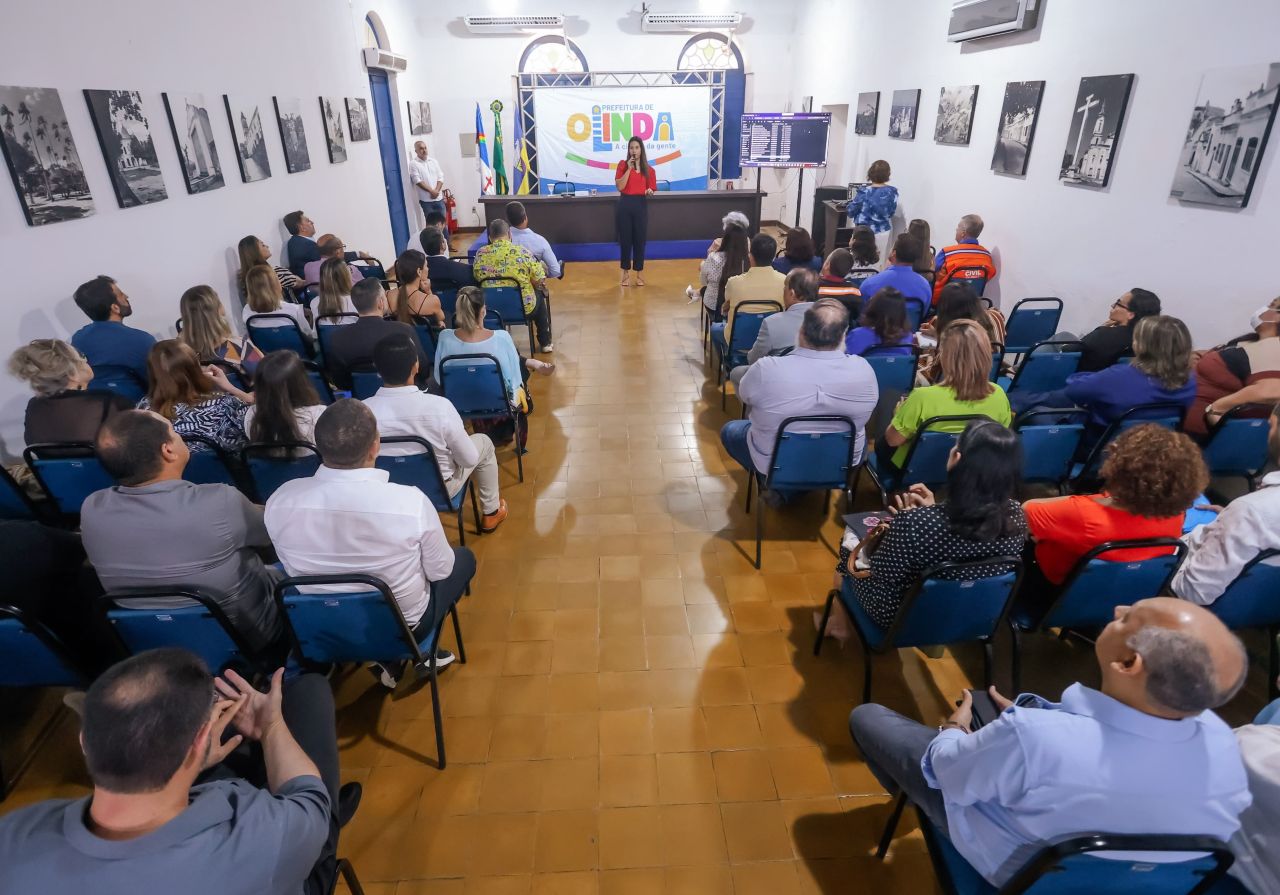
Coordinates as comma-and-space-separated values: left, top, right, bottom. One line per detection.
615, 161, 658, 195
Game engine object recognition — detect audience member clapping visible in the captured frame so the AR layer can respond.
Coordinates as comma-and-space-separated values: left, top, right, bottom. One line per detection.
139, 340, 253, 452
178, 285, 262, 378
8, 338, 132, 446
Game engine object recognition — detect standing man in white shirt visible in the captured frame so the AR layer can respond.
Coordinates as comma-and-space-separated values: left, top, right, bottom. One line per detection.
409, 141, 446, 229
264, 399, 476, 686
363, 332, 508, 532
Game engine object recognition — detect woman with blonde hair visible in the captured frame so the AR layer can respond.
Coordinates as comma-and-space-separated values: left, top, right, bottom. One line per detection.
139, 340, 253, 452
178, 285, 262, 377
8, 338, 132, 446
309, 257, 357, 326
390, 249, 444, 326
242, 263, 315, 344
235, 235, 303, 299
879, 318, 1011, 473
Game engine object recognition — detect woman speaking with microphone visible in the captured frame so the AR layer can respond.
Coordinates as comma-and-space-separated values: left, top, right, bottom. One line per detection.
614, 136, 657, 287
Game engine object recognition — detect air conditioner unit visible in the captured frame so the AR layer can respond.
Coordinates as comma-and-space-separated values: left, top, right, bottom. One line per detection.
641, 11, 742, 32
463, 15, 565, 34
362, 47, 408, 72
947, 0, 1040, 42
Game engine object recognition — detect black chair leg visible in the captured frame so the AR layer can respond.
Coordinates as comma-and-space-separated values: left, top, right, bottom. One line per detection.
814, 588, 837, 656
861, 649, 874, 704
331, 858, 366, 895
451, 605, 467, 664
512, 414, 525, 482
1010, 624, 1023, 694
754, 502, 764, 570
428, 657, 446, 770
875, 792, 908, 859
0, 749, 8, 803
469, 482, 482, 535
982, 639, 994, 689
744, 471, 754, 513
455, 504, 466, 548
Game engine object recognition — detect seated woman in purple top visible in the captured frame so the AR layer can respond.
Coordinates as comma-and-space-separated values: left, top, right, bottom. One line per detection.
846, 288, 915, 356
1011, 315, 1197, 448
771, 228, 824, 275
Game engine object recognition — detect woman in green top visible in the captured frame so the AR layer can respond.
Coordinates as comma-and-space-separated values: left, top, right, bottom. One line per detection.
878, 318, 1011, 469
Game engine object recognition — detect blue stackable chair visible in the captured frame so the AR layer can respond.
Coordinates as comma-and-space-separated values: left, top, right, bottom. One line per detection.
23, 442, 116, 519
247, 315, 316, 360
656, 179, 672, 191
717, 300, 782, 408
814, 557, 1023, 702
864, 346, 920, 440
989, 342, 1005, 382
376, 436, 481, 547
87, 365, 146, 403
1000, 340, 1083, 395
743, 416, 859, 570
100, 588, 268, 676
846, 268, 879, 291
0, 605, 89, 800
1208, 549, 1280, 699
1013, 409, 1089, 489
182, 434, 243, 489
550, 181, 576, 196
275, 573, 467, 768
1201, 404, 1272, 492
904, 297, 927, 332
0, 465, 44, 522
302, 360, 336, 405
440, 353, 524, 483
481, 280, 536, 356
412, 319, 440, 371
350, 367, 384, 400
436, 288, 459, 321
865, 414, 983, 499
316, 312, 360, 363
242, 442, 322, 502
1008, 538, 1186, 690
1069, 402, 1186, 490
1002, 298, 1064, 359
943, 265, 989, 298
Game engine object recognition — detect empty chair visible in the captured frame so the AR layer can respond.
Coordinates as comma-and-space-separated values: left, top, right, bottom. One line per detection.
1069, 402, 1186, 489
100, 588, 266, 676
275, 573, 467, 768
481, 281, 535, 356
1003, 297, 1064, 356
815, 558, 1023, 702
1001, 340, 1084, 395
242, 442, 322, 502
439, 353, 525, 482
1013, 409, 1089, 488
23, 443, 115, 519
1208, 549, 1280, 698
246, 315, 315, 360
1201, 404, 1273, 491
375, 436, 481, 546
744, 416, 859, 569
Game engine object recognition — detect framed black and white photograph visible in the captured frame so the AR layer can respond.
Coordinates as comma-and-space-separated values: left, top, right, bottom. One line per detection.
223, 94, 271, 183
407, 101, 432, 136
1170, 62, 1280, 209
991, 80, 1045, 176
161, 91, 225, 193
888, 89, 920, 140
855, 92, 879, 136
0, 85, 94, 225
84, 89, 166, 208
320, 97, 347, 164
934, 85, 979, 146
273, 96, 311, 174
1059, 75, 1134, 188
346, 97, 371, 142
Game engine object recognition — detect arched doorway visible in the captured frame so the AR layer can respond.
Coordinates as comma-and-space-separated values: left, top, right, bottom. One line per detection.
364, 13, 410, 253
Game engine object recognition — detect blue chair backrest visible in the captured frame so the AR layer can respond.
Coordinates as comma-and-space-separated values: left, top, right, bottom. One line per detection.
483, 308, 504, 331
277, 575, 418, 664
23, 444, 115, 515
864, 347, 918, 396
0, 466, 38, 520
1202, 408, 1271, 478
1015, 411, 1088, 484
88, 365, 146, 403
726, 301, 781, 363
1007, 343, 1082, 394
551, 181, 575, 196
303, 362, 335, 404
898, 416, 981, 489
436, 288, 459, 319
351, 369, 383, 400
316, 313, 358, 360
246, 315, 312, 359
846, 268, 878, 290
413, 321, 438, 370
440, 354, 510, 417
103, 593, 251, 674
375, 437, 454, 512
656, 179, 672, 191
182, 436, 240, 487
1209, 550, 1280, 630
765, 417, 857, 491
1004, 298, 1064, 354
1038, 540, 1186, 630
989, 343, 1004, 381
889, 559, 1022, 648
904, 297, 926, 332
1075, 403, 1186, 483
482, 283, 526, 325
243, 444, 322, 502
0, 607, 85, 687
946, 265, 988, 297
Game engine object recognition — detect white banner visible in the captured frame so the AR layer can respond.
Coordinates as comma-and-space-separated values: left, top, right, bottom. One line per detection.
532, 86, 711, 192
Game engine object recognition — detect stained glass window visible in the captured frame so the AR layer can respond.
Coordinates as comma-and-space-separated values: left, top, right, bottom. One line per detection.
678, 34, 741, 70
520, 37, 588, 73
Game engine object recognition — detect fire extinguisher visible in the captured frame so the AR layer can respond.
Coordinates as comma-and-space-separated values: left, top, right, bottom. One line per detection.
443, 189, 458, 233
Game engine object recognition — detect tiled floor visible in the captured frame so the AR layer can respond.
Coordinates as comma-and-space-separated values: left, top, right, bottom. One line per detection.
1, 256, 1269, 893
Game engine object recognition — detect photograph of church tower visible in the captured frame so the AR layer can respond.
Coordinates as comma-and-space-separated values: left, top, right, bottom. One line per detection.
1060, 74, 1134, 187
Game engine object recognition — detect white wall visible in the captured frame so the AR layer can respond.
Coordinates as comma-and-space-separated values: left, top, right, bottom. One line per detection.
790, 0, 1280, 346
0, 0, 798, 457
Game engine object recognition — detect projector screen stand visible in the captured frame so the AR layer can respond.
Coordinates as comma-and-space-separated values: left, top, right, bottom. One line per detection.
795, 168, 804, 229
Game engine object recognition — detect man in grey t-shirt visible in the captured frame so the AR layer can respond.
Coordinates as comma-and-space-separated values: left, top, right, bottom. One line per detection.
80, 410, 283, 654
0, 649, 336, 894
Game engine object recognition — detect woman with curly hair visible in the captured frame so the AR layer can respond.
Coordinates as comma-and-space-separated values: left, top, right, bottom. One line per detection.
1022, 424, 1208, 592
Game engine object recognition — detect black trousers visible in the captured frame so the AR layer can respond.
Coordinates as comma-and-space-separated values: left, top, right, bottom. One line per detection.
529, 287, 553, 348
616, 194, 648, 271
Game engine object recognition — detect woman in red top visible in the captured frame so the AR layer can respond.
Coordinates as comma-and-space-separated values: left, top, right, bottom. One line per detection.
614, 136, 657, 287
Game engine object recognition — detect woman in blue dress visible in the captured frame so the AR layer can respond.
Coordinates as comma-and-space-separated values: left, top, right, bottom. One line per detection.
847, 160, 898, 266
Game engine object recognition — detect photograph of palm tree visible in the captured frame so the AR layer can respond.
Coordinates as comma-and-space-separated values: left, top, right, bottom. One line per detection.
84, 89, 167, 208
0, 85, 94, 226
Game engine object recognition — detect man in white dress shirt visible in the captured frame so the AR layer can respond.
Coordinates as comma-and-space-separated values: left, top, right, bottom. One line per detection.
363, 332, 507, 532
409, 141, 446, 226
1172, 403, 1280, 605
264, 399, 475, 682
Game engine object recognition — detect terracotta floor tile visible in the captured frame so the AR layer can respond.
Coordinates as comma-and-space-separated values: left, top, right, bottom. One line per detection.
548, 673, 601, 713
701, 705, 765, 751
597, 636, 648, 673
598, 709, 654, 755
644, 635, 696, 669
598, 807, 665, 869
730, 861, 804, 895
658, 803, 728, 865
598, 868, 663, 895
745, 664, 807, 704
711, 749, 777, 801
642, 605, 689, 636
541, 712, 600, 758
766, 747, 835, 799
697, 667, 752, 705
645, 670, 701, 708
468, 813, 539, 874
639, 578, 684, 606
463, 877, 532, 895
780, 797, 861, 860
487, 714, 548, 761
494, 675, 552, 716
541, 756, 600, 811
534, 810, 600, 872
691, 632, 743, 667
509, 611, 558, 642
530, 871, 599, 895
503, 641, 555, 676
662, 865, 732, 894
655, 752, 717, 804
599, 754, 658, 806
651, 708, 709, 753
550, 639, 600, 674
721, 802, 795, 862
685, 603, 732, 635
479, 759, 546, 813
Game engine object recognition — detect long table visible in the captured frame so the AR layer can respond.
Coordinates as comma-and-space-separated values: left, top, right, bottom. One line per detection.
478, 190, 766, 261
